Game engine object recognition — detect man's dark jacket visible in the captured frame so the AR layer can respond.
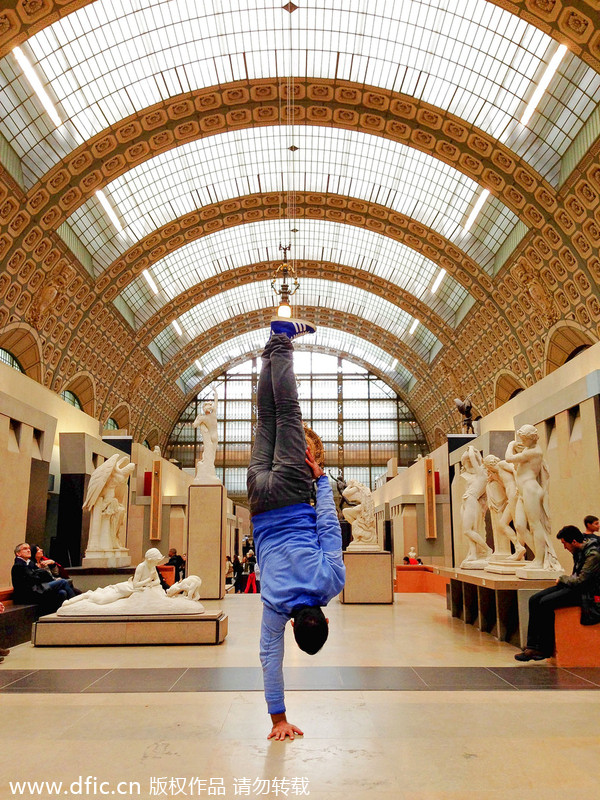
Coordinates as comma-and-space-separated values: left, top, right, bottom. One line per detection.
11, 557, 52, 604
559, 537, 600, 625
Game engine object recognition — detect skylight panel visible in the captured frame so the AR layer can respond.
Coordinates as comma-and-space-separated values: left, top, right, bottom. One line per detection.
1, 0, 599, 188
67, 126, 517, 275
177, 327, 415, 393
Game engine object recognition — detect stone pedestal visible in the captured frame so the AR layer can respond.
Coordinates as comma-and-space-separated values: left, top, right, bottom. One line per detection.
341, 551, 394, 604
82, 551, 131, 568
515, 566, 564, 580
187, 484, 227, 599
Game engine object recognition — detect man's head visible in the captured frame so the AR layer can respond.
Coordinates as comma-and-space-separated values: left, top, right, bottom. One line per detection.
14, 543, 30, 559
291, 606, 329, 655
168, 548, 177, 557
557, 525, 585, 554
584, 515, 599, 534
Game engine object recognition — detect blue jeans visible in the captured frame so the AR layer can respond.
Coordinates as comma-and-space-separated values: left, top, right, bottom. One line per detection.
247, 334, 313, 516
46, 578, 77, 604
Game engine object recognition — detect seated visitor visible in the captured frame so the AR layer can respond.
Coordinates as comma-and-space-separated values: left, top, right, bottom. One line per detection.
11, 543, 77, 612
402, 556, 410, 565
166, 548, 186, 582
515, 525, 600, 662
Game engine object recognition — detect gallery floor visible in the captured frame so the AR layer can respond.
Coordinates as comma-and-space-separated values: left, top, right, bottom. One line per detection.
1, 592, 599, 800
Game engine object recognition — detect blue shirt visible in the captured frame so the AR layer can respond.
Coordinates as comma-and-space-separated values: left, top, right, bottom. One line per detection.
252, 475, 345, 714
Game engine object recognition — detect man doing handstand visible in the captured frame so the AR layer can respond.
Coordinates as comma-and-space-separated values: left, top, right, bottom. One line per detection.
247, 319, 346, 741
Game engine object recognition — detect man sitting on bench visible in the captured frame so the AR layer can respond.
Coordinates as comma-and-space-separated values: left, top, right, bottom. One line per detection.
11, 543, 77, 612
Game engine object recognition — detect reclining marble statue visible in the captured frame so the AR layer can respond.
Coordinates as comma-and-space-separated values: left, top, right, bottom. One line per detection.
504, 424, 563, 579
58, 548, 205, 615
82, 453, 135, 568
192, 388, 221, 484
458, 446, 492, 569
342, 480, 380, 551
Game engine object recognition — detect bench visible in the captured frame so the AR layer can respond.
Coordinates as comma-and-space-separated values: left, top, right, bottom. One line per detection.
0, 588, 39, 647
553, 606, 600, 667
394, 565, 449, 597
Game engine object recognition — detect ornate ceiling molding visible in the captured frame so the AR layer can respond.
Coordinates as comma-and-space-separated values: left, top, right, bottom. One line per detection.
98, 192, 494, 304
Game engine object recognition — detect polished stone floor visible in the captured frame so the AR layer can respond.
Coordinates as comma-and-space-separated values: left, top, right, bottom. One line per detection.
1, 593, 599, 800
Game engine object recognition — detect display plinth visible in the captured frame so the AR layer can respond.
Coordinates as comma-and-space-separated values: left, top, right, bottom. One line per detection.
341, 551, 393, 604
32, 611, 228, 646
187, 484, 227, 599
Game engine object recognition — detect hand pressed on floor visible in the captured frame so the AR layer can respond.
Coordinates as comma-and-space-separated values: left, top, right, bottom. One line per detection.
268, 720, 304, 741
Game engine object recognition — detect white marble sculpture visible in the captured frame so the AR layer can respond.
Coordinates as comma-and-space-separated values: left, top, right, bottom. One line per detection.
504, 424, 563, 579
483, 455, 526, 574
192, 388, 221, 484
342, 480, 380, 551
408, 546, 418, 561
82, 453, 135, 568
58, 548, 205, 616
458, 446, 492, 569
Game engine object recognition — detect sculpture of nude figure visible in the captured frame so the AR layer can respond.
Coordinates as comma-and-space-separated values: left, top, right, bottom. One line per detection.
483, 455, 527, 561
459, 446, 492, 568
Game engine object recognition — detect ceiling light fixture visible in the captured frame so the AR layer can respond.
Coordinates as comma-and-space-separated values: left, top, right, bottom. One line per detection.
13, 47, 62, 127
271, 243, 300, 318
520, 44, 568, 128
142, 269, 159, 295
431, 268, 446, 294
172, 320, 183, 336
463, 189, 490, 233
409, 318, 419, 335
195, 360, 203, 372
391, 358, 398, 370
96, 189, 123, 232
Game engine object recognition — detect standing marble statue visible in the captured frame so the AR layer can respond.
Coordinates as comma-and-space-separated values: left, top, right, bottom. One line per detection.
342, 480, 380, 551
504, 424, 562, 578
58, 548, 205, 616
458, 446, 492, 569
192, 388, 220, 484
483, 455, 526, 573
82, 453, 135, 568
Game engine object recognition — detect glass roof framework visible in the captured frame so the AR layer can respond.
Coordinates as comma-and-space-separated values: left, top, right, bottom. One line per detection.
152, 278, 439, 364
67, 126, 520, 277
120, 218, 468, 329
0, 0, 599, 188
179, 326, 415, 393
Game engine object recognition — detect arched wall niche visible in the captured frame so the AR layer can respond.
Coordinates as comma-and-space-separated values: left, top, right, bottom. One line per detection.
143, 428, 159, 449
494, 371, 526, 409
106, 403, 130, 432
0, 324, 43, 383
62, 372, 96, 417
544, 322, 596, 376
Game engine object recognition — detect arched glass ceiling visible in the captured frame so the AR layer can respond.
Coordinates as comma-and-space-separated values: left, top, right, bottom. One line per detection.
120, 218, 468, 328
179, 327, 415, 393
1, 0, 599, 187
68, 126, 519, 275
153, 278, 438, 365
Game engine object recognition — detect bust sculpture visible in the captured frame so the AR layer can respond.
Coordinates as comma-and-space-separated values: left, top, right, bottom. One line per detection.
58, 548, 205, 616
504, 425, 562, 578
458, 446, 492, 569
192, 388, 221, 484
82, 453, 135, 568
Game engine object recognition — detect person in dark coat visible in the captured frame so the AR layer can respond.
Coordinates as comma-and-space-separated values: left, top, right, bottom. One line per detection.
11, 543, 76, 612
232, 555, 244, 593
166, 548, 186, 582
515, 525, 600, 661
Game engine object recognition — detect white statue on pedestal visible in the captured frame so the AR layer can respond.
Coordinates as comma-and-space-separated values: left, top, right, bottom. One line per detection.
458, 446, 492, 569
58, 548, 205, 616
504, 424, 563, 579
82, 453, 135, 568
483, 455, 526, 573
192, 388, 221, 485
342, 480, 380, 551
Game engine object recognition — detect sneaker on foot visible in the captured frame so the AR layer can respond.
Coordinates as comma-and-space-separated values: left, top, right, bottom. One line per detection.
270, 318, 316, 340
514, 648, 547, 662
